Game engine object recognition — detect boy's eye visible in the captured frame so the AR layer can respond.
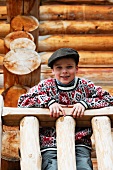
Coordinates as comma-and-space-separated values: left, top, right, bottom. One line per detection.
67, 66, 72, 69
56, 66, 62, 69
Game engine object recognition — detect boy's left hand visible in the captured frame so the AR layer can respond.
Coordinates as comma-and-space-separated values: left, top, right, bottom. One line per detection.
71, 103, 85, 118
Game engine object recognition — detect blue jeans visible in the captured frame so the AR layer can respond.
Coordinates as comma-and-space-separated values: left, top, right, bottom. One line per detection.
41, 146, 93, 170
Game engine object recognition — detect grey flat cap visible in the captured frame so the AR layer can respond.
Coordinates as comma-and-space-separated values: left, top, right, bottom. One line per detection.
48, 48, 79, 68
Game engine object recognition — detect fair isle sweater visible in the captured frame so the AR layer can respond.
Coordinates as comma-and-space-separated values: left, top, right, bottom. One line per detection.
18, 77, 113, 152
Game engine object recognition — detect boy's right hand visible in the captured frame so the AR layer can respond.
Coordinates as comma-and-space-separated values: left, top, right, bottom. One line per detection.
49, 102, 65, 118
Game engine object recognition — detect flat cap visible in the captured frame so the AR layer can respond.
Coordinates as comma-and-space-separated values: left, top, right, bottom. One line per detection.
48, 48, 79, 68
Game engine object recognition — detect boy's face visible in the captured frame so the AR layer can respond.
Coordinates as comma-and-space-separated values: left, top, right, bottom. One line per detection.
52, 57, 78, 84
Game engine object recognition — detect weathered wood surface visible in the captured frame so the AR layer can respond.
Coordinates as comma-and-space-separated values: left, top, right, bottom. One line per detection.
41, 0, 113, 4
0, 39, 5, 54
0, 6, 7, 19
92, 116, 113, 170
1, 35, 113, 53
40, 51, 113, 67
56, 116, 76, 170
20, 116, 42, 170
39, 5, 113, 21
2, 106, 113, 127
1, 4, 113, 21
2, 85, 29, 107
3, 48, 41, 89
39, 21, 113, 35
41, 66, 113, 85
0, 22, 10, 37
38, 35, 113, 51
1, 20, 113, 36
0, 95, 3, 169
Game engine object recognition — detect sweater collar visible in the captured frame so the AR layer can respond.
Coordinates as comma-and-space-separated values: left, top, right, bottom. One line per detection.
56, 78, 78, 91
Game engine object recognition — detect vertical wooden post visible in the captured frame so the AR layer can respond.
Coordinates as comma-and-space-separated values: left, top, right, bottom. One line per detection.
92, 116, 113, 170
0, 95, 3, 170
56, 116, 76, 170
20, 116, 42, 170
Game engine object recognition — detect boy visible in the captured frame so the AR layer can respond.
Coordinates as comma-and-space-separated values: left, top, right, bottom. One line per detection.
18, 48, 113, 170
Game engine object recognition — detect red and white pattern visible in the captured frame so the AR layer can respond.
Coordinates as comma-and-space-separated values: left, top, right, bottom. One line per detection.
18, 77, 113, 151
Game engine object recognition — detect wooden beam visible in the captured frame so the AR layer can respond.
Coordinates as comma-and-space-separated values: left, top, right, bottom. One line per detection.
2, 106, 113, 127
38, 35, 113, 51
39, 5, 113, 21
39, 21, 113, 35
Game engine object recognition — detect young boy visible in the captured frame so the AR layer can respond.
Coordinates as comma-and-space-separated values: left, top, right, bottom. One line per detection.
18, 48, 113, 170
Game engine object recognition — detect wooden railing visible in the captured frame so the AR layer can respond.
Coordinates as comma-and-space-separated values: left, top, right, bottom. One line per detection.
1, 95, 113, 170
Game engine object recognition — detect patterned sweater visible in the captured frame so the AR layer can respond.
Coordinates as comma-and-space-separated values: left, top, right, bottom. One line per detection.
18, 77, 113, 152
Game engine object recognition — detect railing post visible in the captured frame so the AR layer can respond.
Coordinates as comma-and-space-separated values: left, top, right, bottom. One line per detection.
20, 116, 42, 170
56, 116, 76, 170
92, 116, 113, 170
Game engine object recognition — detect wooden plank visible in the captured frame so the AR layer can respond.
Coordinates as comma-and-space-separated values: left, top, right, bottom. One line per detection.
39, 5, 113, 21
2, 106, 113, 127
38, 35, 113, 51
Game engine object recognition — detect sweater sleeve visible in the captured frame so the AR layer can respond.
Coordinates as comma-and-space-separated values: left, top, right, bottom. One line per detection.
18, 80, 56, 108
80, 80, 113, 109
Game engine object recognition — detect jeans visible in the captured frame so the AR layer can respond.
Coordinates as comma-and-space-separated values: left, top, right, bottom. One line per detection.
41, 146, 93, 170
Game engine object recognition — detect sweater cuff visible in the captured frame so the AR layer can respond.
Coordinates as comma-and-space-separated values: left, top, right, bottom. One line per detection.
48, 99, 56, 107
79, 101, 88, 109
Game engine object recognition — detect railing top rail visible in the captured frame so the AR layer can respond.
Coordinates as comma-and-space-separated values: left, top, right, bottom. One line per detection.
2, 106, 113, 127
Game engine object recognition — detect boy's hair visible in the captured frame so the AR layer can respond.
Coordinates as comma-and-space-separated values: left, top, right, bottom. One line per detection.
48, 48, 79, 68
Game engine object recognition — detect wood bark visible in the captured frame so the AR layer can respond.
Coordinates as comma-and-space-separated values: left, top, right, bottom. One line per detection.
20, 116, 42, 170
39, 5, 113, 21
56, 116, 76, 170
39, 21, 113, 35
38, 35, 113, 51
92, 116, 113, 170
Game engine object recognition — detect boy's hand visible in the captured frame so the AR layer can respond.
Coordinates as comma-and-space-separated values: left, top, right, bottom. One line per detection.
71, 103, 85, 118
49, 102, 65, 118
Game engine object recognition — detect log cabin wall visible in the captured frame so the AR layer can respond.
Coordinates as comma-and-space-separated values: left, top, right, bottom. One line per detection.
0, 0, 113, 170
0, 0, 113, 93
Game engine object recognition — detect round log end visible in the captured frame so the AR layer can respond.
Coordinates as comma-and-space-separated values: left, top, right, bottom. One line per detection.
4, 31, 34, 49
3, 49, 41, 75
11, 15, 39, 32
